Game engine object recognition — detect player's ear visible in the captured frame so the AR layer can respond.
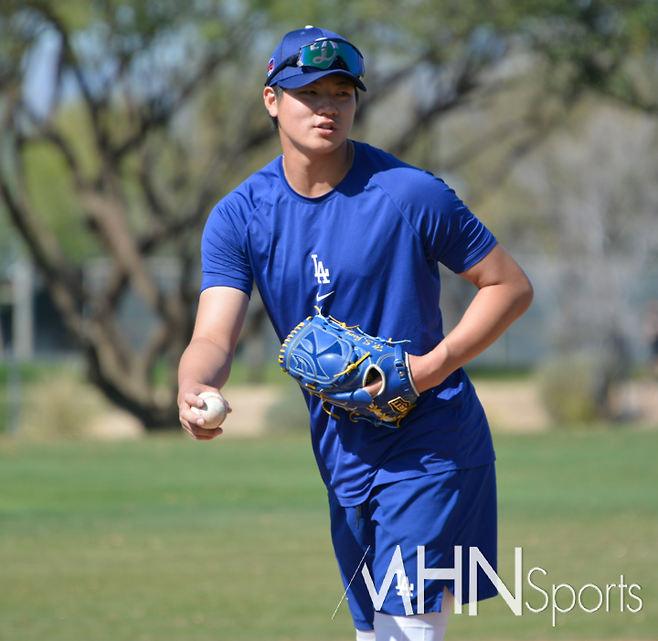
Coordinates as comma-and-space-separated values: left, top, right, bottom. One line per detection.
263, 86, 279, 118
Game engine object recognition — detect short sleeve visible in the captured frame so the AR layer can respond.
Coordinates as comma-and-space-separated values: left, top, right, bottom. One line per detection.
200, 200, 254, 296
417, 177, 497, 274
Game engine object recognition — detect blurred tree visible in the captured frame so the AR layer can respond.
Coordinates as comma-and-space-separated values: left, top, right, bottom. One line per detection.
514, 99, 658, 419
0, 0, 278, 427
0, 0, 656, 428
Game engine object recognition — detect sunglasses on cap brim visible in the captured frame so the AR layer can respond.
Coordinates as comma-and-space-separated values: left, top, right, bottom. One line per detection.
266, 38, 365, 86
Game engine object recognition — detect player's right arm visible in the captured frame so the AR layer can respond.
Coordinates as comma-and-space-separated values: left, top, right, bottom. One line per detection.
178, 286, 249, 440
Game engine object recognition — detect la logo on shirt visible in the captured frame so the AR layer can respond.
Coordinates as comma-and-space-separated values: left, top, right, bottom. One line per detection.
312, 254, 331, 284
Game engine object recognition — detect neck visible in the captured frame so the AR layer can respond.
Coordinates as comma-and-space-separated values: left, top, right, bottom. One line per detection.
281, 140, 354, 198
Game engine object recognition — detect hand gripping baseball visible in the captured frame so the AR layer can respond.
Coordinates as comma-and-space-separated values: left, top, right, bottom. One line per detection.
279, 311, 419, 427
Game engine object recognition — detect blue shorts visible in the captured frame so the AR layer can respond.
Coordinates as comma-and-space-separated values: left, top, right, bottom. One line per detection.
329, 464, 498, 630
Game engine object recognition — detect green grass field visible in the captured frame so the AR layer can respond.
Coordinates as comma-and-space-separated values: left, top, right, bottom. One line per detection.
1, 428, 656, 641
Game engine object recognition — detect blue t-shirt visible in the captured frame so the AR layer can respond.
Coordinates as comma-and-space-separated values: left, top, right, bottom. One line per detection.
201, 141, 498, 507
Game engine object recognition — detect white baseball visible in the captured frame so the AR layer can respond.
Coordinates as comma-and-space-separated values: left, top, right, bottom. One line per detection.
191, 392, 228, 429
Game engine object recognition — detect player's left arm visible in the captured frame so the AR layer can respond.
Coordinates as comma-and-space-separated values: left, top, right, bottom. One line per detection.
408, 243, 533, 394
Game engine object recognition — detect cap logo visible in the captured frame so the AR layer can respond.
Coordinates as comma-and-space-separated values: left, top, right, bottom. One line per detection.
267, 57, 275, 77
307, 40, 339, 66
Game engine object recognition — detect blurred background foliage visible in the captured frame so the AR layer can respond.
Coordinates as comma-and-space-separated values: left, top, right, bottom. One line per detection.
0, 0, 657, 431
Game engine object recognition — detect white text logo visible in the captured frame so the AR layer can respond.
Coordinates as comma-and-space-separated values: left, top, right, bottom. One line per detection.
359, 546, 643, 627
312, 254, 331, 284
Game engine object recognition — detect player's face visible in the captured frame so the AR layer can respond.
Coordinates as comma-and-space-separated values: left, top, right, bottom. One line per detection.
267, 75, 357, 158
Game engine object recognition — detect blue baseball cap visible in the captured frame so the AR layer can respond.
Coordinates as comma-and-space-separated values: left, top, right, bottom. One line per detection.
265, 26, 367, 91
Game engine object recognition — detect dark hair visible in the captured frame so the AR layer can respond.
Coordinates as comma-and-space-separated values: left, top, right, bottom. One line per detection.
267, 83, 360, 130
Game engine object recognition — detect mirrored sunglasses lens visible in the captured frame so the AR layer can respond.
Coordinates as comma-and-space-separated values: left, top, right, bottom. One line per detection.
298, 41, 362, 74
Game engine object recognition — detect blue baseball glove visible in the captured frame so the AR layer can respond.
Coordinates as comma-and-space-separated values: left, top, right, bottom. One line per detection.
279, 311, 419, 427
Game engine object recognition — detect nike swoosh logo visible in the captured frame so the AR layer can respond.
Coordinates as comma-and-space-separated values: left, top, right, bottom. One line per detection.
316, 291, 335, 302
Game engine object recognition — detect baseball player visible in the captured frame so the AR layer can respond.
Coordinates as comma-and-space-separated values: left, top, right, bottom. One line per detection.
178, 26, 533, 641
